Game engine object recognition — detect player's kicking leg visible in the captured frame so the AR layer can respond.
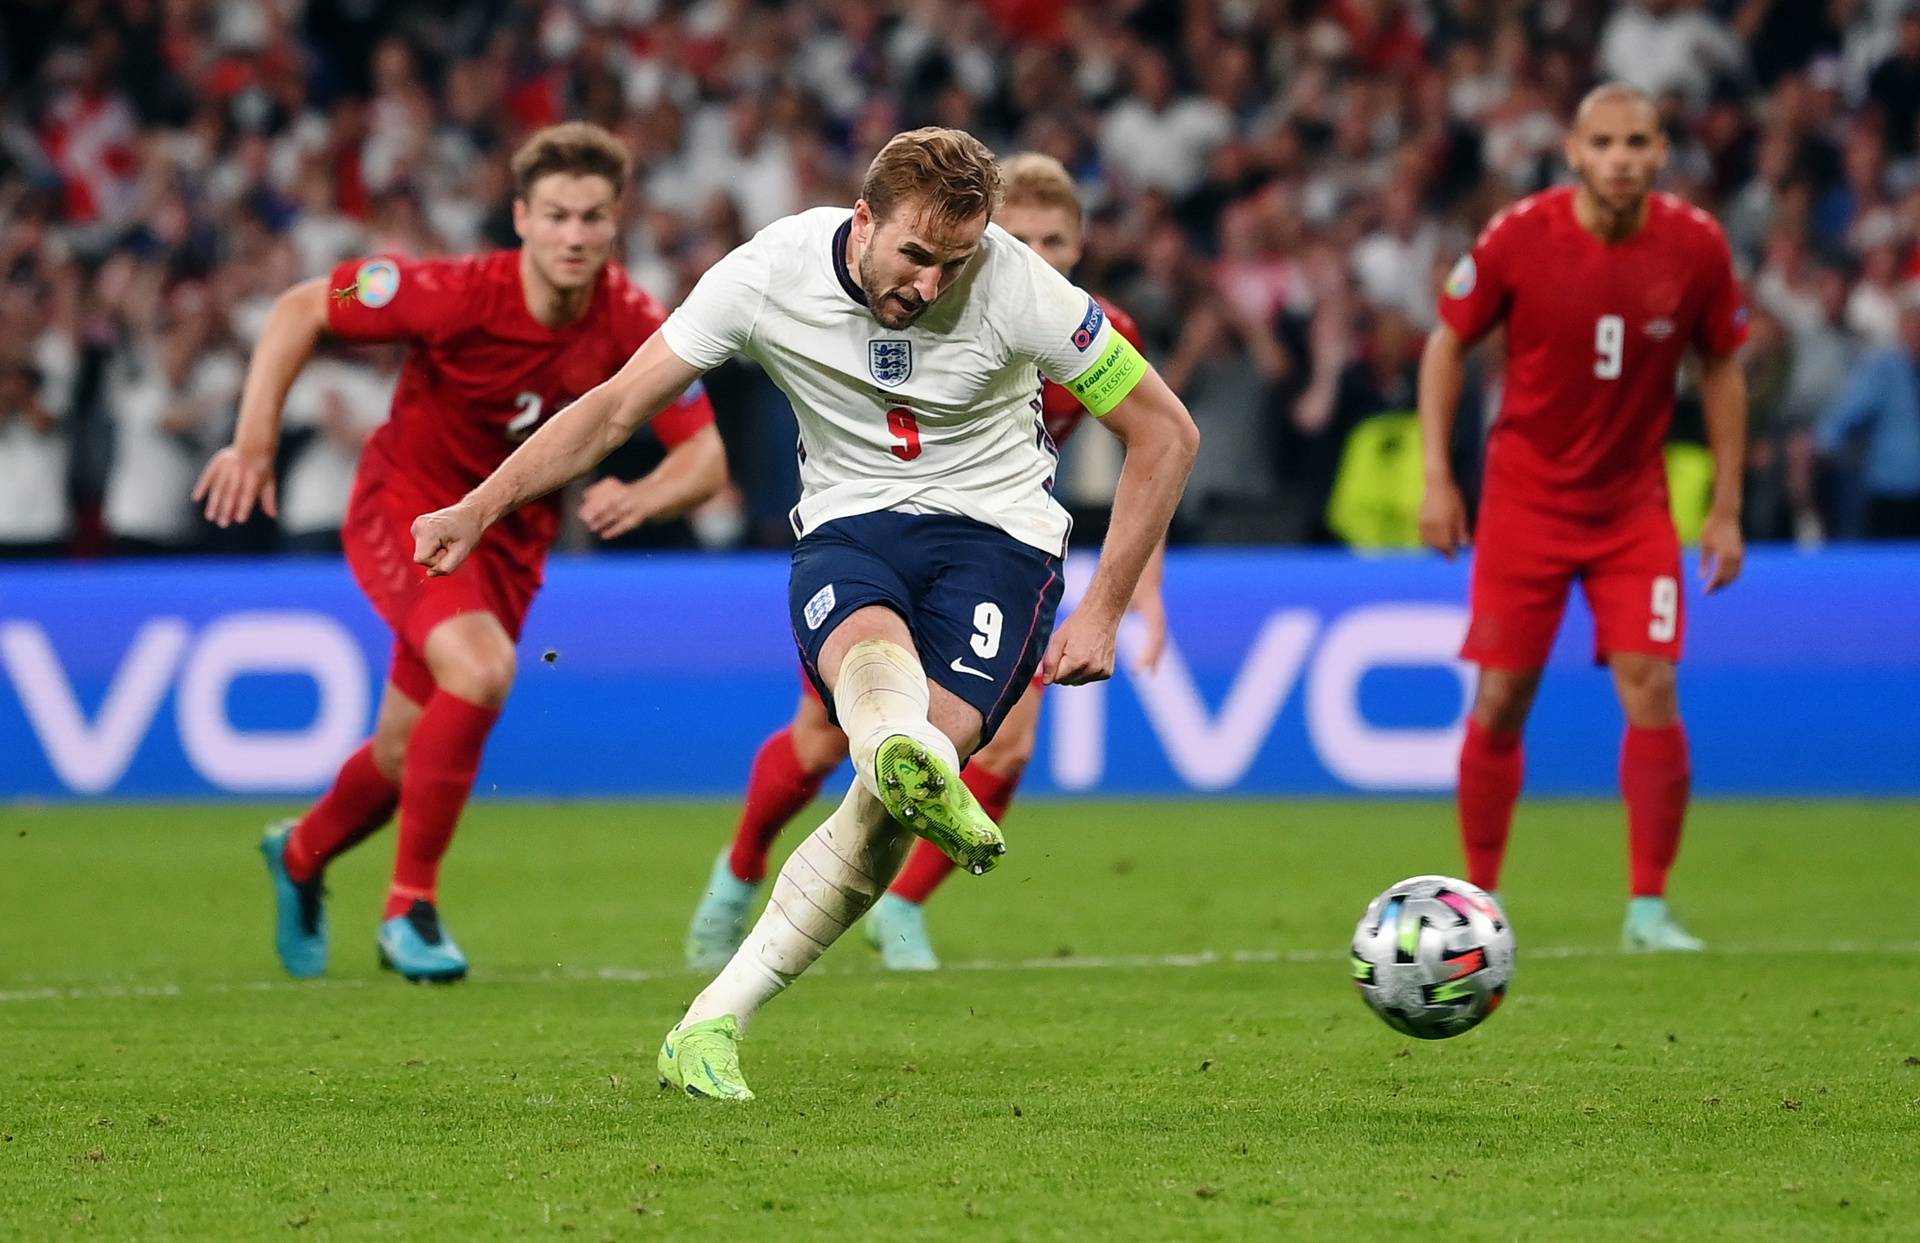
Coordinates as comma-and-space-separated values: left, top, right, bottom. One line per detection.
262, 676, 418, 977
373, 611, 515, 983
819, 602, 1005, 874
868, 680, 1043, 971
686, 688, 847, 969
1610, 653, 1702, 952
659, 607, 993, 1100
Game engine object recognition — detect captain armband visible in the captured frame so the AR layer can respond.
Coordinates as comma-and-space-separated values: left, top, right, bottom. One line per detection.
1062, 335, 1149, 417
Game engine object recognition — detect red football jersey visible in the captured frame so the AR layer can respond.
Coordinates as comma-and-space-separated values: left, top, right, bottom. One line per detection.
1439, 186, 1748, 517
326, 252, 714, 575
1040, 294, 1145, 446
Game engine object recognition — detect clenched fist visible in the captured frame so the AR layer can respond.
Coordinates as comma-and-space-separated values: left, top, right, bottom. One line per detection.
412, 504, 484, 577
1042, 609, 1119, 686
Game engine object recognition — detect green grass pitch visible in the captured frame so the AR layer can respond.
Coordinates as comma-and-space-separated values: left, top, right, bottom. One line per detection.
3, 798, 1917, 1240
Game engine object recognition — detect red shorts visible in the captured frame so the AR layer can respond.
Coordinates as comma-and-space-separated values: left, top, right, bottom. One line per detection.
343, 477, 541, 703
1462, 499, 1683, 669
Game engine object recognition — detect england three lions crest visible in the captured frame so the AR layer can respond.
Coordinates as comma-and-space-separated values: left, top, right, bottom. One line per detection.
869, 339, 913, 387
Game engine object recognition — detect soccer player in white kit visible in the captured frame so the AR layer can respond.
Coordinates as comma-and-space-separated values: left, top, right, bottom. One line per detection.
410, 128, 1199, 1100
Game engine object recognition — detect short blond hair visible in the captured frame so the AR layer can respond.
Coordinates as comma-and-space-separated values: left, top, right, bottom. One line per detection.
510, 122, 632, 201
860, 127, 1003, 229
1000, 153, 1083, 219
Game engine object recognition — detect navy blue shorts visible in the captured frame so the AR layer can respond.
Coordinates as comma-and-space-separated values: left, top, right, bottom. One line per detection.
789, 511, 1064, 748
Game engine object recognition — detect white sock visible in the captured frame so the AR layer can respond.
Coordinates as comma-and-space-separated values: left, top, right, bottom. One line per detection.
679, 780, 908, 1033
835, 638, 960, 799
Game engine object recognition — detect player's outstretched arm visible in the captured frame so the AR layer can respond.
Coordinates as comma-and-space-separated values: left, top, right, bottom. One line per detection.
1043, 367, 1198, 687
1416, 323, 1472, 559
191, 277, 331, 527
579, 424, 728, 540
1697, 349, 1749, 592
413, 334, 705, 575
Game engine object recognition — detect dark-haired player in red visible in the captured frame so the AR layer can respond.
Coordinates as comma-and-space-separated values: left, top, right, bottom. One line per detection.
682, 153, 1168, 972
194, 123, 724, 982
1419, 83, 1749, 952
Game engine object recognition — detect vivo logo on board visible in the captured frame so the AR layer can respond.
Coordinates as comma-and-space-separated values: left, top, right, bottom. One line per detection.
2, 613, 368, 794
1046, 559, 1473, 793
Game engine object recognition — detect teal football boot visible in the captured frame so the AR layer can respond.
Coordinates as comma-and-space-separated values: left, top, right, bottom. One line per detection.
378, 900, 470, 982
1622, 896, 1705, 952
260, 820, 327, 979
864, 893, 940, 971
685, 849, 758, 971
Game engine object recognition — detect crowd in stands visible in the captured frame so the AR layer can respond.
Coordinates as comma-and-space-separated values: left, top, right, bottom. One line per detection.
4, 0, 1920, 559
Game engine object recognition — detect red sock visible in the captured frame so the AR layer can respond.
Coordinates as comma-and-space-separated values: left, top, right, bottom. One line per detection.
962, 762, 1019, 823
889, 841, 955, 905
386, 691, 499, 918
889, 763, 1020, 904
285, 742, 399, 883
1622, 723, 1690, 898
727, 727, 829, 884
1457, 720, 1524, 892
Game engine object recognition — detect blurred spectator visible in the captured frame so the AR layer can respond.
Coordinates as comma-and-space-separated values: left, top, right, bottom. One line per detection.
100, 280, 242, 552
1817, 290, 1920, 537
1303, 305, 1425, 544
35, 44, 141, 240
1868, 10, 1920, 157
1599, 1, 1745, 106
1777, 259, 1864, 434
0, 356, 70, 556
1099, 47, 1233, 199
1738, 305, 1819, 543
1213, 191, 1311, 325
1724, 126, 1802, 264
1352, 179, 1441, 327
1480, 78, 1564, 194
679, 93, 801, 232
1846, 241, 1906, 342
1819, 129, 1896, 249
0, 274, 78, 556
279, 347, 398, 553
1165, 300, 1285, 542
289, 169, 366, 276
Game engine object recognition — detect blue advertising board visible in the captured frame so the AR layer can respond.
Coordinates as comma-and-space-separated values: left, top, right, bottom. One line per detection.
2, 547, 1916, 800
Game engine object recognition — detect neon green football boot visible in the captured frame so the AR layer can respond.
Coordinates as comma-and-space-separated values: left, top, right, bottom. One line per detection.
872, 735, 1005, 875
657, 1015, 754, 1101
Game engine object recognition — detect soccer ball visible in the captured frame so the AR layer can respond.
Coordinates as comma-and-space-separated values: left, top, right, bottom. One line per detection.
1350, 875, 1514, 1040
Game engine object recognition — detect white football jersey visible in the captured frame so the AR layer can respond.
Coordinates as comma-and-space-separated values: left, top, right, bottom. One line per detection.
661, 207, 1123, 556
